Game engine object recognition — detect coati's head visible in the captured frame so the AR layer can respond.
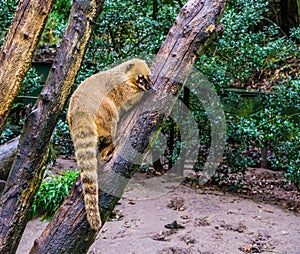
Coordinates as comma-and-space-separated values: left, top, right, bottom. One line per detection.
125, 58, 152, 91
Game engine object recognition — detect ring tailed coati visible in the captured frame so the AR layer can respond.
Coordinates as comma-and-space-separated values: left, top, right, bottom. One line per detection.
67, 58, 151, 230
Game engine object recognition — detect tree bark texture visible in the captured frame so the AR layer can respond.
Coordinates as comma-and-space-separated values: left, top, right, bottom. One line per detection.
0, 136, 19, 181
280, 0, 300, 34
29, 1, 227, 253
0, 0, 56, 135
0, 1, 105, 253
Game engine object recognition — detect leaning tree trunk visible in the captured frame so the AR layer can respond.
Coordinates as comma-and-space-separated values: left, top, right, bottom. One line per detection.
0, 1, 105, 253
30, 1, 227, 253
0, 0, 56, 135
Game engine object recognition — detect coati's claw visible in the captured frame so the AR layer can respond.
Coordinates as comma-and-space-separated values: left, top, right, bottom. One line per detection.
75, 177, 83, 193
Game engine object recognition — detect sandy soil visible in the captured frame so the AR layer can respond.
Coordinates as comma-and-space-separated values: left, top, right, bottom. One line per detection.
17, 172, 300, 254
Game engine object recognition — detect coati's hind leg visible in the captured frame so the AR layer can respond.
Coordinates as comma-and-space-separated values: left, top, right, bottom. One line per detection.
98, 136, 115, 161
96, 97, 119, 162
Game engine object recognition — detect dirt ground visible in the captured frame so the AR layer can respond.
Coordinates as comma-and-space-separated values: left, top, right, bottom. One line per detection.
17, 158, 300, 254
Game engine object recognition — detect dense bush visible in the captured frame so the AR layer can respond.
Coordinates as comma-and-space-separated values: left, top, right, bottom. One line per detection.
197, 0, 300, 184
52, 118, 74, 155
0, 0, 17, 47
199, 0, 297, 88
221, 78, 300, 180
0, 67, 43, 144
39, 0, 71, 45
76, 0, 183, 81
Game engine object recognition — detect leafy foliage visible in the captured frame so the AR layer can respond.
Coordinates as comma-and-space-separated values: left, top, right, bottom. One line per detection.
0, 67, 43, 144
76, 0, 183, 81
39, 0, 71, 45
20, 67, 44, 96
197, 0, 300, 185
52, 118, 74, 155
32, 170, 79, 219
199, 0, 298, 88
0, 0, 17, 47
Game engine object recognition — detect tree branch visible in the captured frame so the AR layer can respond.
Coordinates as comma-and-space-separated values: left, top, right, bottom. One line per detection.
0, 136, 19, 182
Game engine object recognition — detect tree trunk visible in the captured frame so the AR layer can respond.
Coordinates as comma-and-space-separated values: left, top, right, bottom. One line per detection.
176, 86, 190, 172
29, 1, 227, 253
0, 0, 56, 135
280, 0, 300, 34
0, 1, 105, 253
153, 0, 158, 20
260, 141, 269, 169
167, 118, 175, 170
0, 136, 19, 181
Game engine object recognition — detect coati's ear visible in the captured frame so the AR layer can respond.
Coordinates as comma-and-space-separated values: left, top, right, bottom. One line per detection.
125, 63, 135, 73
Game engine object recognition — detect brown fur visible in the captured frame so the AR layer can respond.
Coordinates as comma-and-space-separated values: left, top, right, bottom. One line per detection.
67, 59, 151, 230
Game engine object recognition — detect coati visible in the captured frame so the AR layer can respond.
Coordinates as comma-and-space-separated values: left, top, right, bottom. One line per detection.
67, 58, 151, 230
